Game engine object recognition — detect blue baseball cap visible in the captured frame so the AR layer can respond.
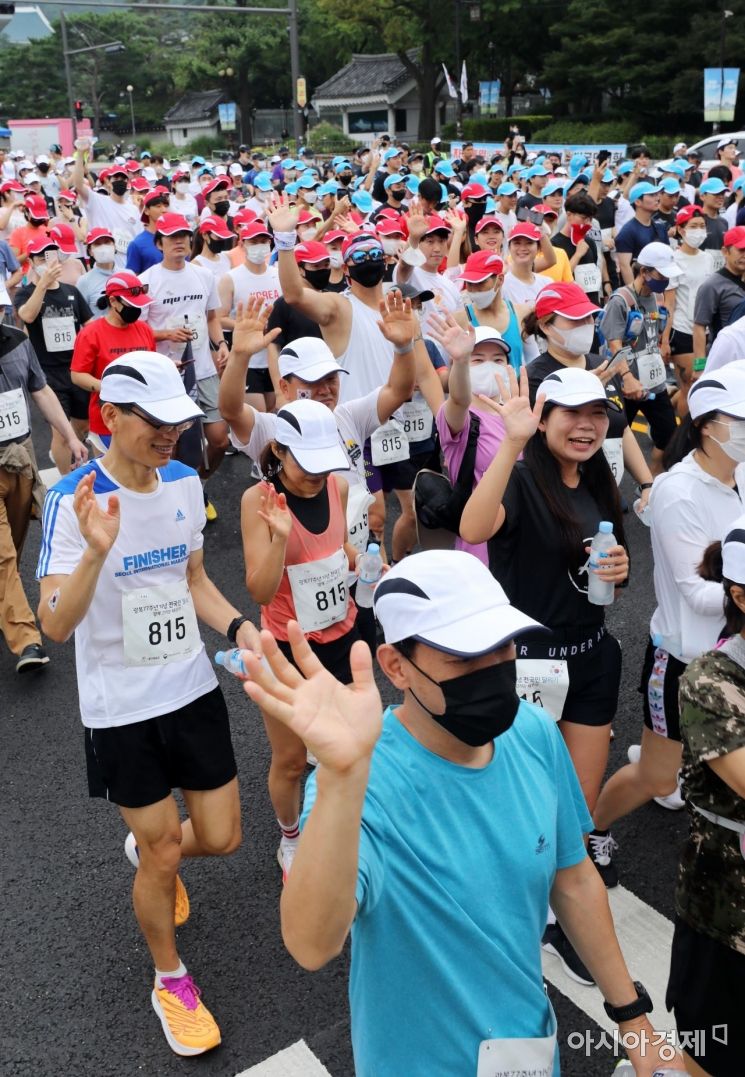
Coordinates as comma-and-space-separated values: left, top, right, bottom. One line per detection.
254, 173, 273, 192
140, 150, 152, 160
191, 155, 206, 166
485, 196, 497, 213
659, 177, 681, 194
317, 180, 337, 197
497, 181, 518, 196
294, 162, 307, 173
297, 173, 319, 189
673, 157, 693, 171
334, 161, 353, 175
506, 163, 523, 178
543, 177, 565, 197
331, 156, 346, 166
405, 174, 420, 194
617, 160, 635, 176
628, 181, 661, 203
700, 177, 728, 195
434, 160, 455, 178
352, 175, 366, 190
489, 162, 505, 173
659, 160, 685, 177
284, 181, 299, 196
565, 173, 590, 193
384, 173, 405, 190
383, 147, 403, 163
351, 190, 373, 213
734, 176, 745, 192
281, 159, 297, 171
526, 164, 550, 179
569, 153, 587, 176
601, 169, 615, 184
470, 172, 489, 189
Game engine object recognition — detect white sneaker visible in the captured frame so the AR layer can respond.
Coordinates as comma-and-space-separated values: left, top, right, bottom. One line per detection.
277, 836, 298, 884
654, 772, 684, 810
627, 744, 641, 765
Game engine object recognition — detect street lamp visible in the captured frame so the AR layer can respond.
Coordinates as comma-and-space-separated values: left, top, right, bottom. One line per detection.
60, 11, 124, 138
126, 84, 136, 139
714, 8, 735, 134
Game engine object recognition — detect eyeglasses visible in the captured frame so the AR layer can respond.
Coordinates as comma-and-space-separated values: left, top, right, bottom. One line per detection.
112, 284, 149, 297
347, 247, 385, 265
117, 404, 195, 434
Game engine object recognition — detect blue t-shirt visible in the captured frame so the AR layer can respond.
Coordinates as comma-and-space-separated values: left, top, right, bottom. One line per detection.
125, 229, 163, 275
301, 702, 592, 1076
614, 216, 669, 259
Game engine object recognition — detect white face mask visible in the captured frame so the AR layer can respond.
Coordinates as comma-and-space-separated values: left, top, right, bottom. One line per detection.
470, 361, 509, 400
410, 161, 424, 173
175, 181, 190, 194
303, 190, 319, 204
246, 243, 270, 265
709, 419, 745, 462
381, 237, 403, 256
684, 228, 706, 248
328, 250, 344, 269
548, 321, 595, 357
299, 227, 317, 241
468, 288, 497, 310
92, 243, 115, 264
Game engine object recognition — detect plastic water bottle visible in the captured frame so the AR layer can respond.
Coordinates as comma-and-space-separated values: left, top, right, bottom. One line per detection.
587, 521, 616, 606
355, 543, 384, 608
215, 648, 247, 676
633, 498, 651, 526
615, 1066, 687, 1077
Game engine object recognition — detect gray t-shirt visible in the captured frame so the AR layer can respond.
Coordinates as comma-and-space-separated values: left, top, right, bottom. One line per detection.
0, 326, 46, 446
601, 287, 660, 352
692, 268, 745, 340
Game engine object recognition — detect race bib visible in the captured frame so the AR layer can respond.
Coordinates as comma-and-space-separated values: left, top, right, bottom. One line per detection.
573, 261, 601, 294
42, 314, 75, 353
370, 418, 409, 466
346, 482, 374, 556
710, 250, 725, 272
113, 229, 131, 255
477, 1032, 556, 1077
399, 397, 432, 444
169, 312, 207, 354
515, 659, 570, 722
602, 437, 624, 485
287, 547, 349, 633
0, 387, 30, 440
121, 580, 200, 667
635, 347, 666, 391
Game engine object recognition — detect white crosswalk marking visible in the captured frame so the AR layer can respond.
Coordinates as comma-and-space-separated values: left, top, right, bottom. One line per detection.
235, 1040, 332, 1076
541, 884, 675, 1032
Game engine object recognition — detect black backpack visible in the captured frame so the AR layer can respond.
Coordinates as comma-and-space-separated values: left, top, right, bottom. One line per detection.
414, 412, 481, 542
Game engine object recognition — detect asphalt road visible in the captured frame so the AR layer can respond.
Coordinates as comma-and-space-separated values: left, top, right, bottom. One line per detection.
4, 416, 687, 1077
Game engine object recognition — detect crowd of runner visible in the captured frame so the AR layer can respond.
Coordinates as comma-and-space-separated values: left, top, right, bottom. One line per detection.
2, 131, 745, 1076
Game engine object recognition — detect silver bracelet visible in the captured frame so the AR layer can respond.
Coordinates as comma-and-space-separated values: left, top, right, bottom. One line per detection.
273, 230, 297, 251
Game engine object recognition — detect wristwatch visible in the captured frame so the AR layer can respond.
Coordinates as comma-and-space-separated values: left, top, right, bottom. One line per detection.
603, 981, 653, 1023
227, 615, 250, 644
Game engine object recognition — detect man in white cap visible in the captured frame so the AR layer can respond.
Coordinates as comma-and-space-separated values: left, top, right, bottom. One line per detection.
36, 350, 259, 1058
425, 135, 446, 175
240, 549, 682, 1077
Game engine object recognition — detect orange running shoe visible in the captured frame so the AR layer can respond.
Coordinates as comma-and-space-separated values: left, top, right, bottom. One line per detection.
151, 974, 221, 1056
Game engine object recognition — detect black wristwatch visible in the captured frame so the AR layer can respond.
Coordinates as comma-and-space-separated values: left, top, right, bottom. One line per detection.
603, 981, 653, 1023
637, 481, 653, 491
227, 615, 250, 644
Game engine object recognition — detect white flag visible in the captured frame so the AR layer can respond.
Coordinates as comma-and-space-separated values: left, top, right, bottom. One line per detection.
460, 61, 468, 103
442, 63, 457, 99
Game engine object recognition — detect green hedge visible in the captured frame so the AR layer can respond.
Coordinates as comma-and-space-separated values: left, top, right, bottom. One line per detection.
530, 120, 641, 145
303, 122, 356, 153
442, 116, 554, 141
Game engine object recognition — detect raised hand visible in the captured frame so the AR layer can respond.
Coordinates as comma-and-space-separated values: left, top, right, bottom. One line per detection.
267, 193, 298, 234
37, 262, 62, 289
376, 290, 417, 348
242, 621, 382, 773
257, 482, 293, 542
476, 366, 545, 445
73, 471, 120, 557
405, 206, 429, 244
232, 297, 281, 358
445, 207, 467, 233
427, 311, 475, 363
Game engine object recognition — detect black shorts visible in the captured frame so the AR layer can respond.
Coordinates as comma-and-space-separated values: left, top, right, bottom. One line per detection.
246, 368, 274, 395
640, 637, 687, 742
624, 391, 677, 450
363, 441, 440, 494
350, 581, 376, 654
666, 916, 745, 1076
670, 329, 694, 356
84, 686, 237, 809
44, 367, 89, 422
276, 625, 360, 684
515, 626, 622, 727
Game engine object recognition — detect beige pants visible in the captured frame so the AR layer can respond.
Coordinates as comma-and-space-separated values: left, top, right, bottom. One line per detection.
0, 466, 41, 655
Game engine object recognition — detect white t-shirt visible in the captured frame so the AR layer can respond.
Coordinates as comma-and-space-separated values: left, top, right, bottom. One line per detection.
191, 252, 232, 283
82, 189, 142, 268
393, 263, 462, 335
140, 261, 220, 380
226, 264, 281, 369
243, 195, 271, 220
501, 270, 552, 360
36, 459, 217, 728
671, 248, 715, 335
169, 192, 199, 228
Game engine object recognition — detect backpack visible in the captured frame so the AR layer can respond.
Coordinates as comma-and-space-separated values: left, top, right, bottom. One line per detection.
413, 412, 481, 549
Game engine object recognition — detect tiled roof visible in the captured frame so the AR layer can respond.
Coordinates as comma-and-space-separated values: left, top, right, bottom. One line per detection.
164, 90, 226, 124
314, 52, 418, 100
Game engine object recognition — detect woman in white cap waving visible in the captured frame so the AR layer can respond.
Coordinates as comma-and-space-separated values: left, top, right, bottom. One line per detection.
591, 364, 745, 888
460, 365, 629, 983
241, 397, 362, 882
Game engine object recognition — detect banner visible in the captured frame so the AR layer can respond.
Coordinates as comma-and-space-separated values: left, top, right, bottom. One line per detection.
450, 140, 627, 164
478, 80, 501, 115
442, 63, 457, 99
218, 102, 237, 132
460, 61, 468, 103
704, 67, 740, 122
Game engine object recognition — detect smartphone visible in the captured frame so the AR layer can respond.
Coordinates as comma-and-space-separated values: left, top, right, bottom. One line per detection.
517, 207, 544, 226
336, 188, 349, 200
44, 250, 59, 266
597, 149, 610, 166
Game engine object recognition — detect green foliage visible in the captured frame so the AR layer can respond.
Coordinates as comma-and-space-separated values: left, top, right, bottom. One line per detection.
184, 135, 226, 157
305, 122, 355, 152
442, 116, 554, 141
530, 120, 641, 145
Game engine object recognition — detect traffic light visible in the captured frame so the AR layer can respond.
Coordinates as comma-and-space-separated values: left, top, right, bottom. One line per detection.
74, 100, 83, 120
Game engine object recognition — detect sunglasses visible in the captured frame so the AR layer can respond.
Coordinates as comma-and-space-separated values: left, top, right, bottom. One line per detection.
112, 284, 149, 297
118, 404, 195, 434
347, 247, 384, 265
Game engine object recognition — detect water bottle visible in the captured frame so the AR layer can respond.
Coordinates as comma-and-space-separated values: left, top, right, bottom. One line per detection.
587, 521, 616, 606
614, 1064, 687, 1076
215, 648, 247, 676
633, 498, 651, 527
355, 543, 384, 608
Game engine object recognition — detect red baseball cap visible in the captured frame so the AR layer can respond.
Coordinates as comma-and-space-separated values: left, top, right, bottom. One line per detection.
203, 177, 230, 198
376, 207, 403, 221
27, 234, 58, 256
296, 209, 317, 226
724, 225, 745, 249
86, 227, 115, 245
233, 207, 258, 228
475, 215, 505, 235
155, 212, 192, 236
57, 188, 77, 202
1, 179, 25, 194
124, 159, 142, 173
294, 240, 330, 264
424, 213, 452, 236
458, 250, 505, 282
48, 223, 77, 254
376, 217, 407, 237
508, 222, 542, 243
140, 187, 170, 220
24, 195, 49, 220
130, 176, 151, 193
675, 205, 704, 225
460, 183, 488, 201
240, 221, 272, 241
171, 170, 189, 182
105, 270, 153, 307
323, 229, 347, 244
533, 203, 558, 219
107, 165, 128, 179
198, 214, 234, 238
534, 281, 601, 321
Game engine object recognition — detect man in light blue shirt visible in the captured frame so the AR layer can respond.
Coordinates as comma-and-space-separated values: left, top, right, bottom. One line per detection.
241, 550, 680, 1076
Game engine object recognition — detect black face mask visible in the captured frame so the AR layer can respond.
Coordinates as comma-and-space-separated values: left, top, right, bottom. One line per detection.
111, 179, 128, 197
347, 260, 386, 288
406, 656, 520, 746
465, 201, 487, 227
338, 173, 353, 186
116, 301, 142, 324
212, 199, 230, 217
208, 236, 234, 254
388, 188, 406, 203
303, 266, 331, 290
